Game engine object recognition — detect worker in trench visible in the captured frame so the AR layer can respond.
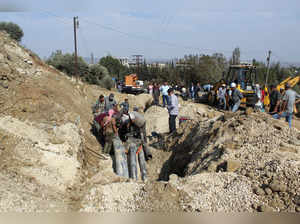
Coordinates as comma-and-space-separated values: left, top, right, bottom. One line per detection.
101, 109, 118, 156
118, 108, 152, 160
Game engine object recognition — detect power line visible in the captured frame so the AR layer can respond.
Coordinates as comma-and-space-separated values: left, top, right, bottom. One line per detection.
40, 12, 287, 62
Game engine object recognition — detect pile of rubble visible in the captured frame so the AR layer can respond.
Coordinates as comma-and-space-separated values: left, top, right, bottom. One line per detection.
165, 111, 300, 212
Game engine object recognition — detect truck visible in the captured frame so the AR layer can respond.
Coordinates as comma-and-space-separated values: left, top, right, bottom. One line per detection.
121, 74, 145, 95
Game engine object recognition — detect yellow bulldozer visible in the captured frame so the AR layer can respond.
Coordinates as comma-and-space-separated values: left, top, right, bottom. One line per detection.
207, 63, 259, 107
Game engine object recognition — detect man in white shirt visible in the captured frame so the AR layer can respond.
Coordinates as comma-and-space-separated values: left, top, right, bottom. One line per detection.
159, 82, 170, 107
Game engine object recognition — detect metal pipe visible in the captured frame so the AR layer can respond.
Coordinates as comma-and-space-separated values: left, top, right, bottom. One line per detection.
129, 143, 138, 180
113, 137, 129, 178
138, 148, 147, 181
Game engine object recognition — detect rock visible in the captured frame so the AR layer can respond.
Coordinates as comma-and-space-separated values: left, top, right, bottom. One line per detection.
246, 172, 255, 179
169, 174, 179, 185
253, 187, 265, 196
265, 172, 273, 178
269, 180, 287, 192
207, 162, 218, 172
257, 204, 273, 212
49, 136, 65, 145
245, 107, 253, 116
296, 207, 300, 213
252, 203, 258, 210
241, 169, 247, 176
226, 160, 241, 172
265, 187, 273, 195
294, 195, 300, 206
279, 147, 297, 153
288, 139, 300, 146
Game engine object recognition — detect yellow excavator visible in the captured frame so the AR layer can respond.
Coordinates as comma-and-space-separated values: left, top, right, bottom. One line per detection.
207, 63, 259, 107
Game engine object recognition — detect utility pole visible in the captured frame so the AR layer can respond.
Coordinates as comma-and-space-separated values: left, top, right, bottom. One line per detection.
73, 16, 79, 81
132, 55, 143, 76
265, 50, 272, 85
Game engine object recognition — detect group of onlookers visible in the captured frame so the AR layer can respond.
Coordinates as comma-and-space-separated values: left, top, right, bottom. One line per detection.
215, 82, 300, 128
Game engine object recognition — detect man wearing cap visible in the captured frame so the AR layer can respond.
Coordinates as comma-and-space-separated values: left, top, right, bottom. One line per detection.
217, 84, 227, 110
167, 88, 179, 133
230, 82, 243, 112
269, 85, 281, 113
104, 93, 117, 112
273, 83, 300, 128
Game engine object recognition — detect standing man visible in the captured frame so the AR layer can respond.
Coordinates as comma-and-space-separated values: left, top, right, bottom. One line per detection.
153, 83, 160, 106
167, 88, 179, 133
104, 93, 117, 112
148, 83, 153, 95
269, 85, 281, 113
195, 82, 203, 100
217, 84, 227, 110
190, 83, 195, 101
92, 94, 106, 135
273, 83, 300, 128
160, 82, 170, 107
230, 82, 243, 112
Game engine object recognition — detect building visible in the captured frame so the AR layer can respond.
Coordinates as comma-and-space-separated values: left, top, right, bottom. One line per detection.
118, 57, 130, 67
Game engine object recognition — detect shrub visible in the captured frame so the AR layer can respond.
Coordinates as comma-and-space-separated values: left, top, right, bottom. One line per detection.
0, 22, 24, 42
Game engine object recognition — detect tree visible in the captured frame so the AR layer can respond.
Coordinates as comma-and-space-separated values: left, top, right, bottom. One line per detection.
46, 50, 114, 90
87, 64, 109, 85
99, 55, 125, 79
0, 22, 24, 42
46, 50, 89, 77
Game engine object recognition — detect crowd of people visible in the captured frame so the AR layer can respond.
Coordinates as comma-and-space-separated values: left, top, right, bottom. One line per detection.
214, 82, 300, 128
92, 81, 300, 158
148, 82, 206, 105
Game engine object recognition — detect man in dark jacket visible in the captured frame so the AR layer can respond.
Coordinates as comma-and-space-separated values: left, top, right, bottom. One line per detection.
269, 85, 281, 113
153, 83, 160, 106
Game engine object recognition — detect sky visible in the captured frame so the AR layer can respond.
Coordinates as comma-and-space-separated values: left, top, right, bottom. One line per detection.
0, 0, 299, 63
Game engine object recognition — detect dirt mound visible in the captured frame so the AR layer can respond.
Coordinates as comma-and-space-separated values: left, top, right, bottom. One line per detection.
165, 111, 300, 212
144, 102, 221, 135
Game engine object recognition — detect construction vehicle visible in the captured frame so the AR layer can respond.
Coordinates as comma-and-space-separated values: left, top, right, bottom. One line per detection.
207, 63, 259, 107
121, 74, 145, 95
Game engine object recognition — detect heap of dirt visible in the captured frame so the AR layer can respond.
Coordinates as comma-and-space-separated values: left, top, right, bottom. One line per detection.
164, 111, 300, 212
145, 101, 221, 135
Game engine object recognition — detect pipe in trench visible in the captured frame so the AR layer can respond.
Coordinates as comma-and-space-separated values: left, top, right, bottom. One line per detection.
129, 143, 138, 180
112, 137, 129, 178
